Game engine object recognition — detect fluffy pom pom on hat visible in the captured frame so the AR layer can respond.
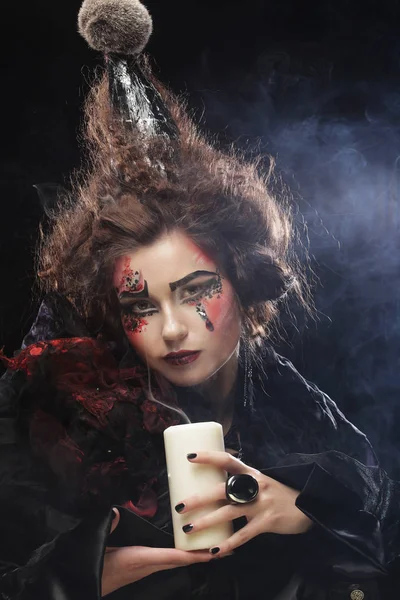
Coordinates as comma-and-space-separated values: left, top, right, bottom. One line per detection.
78, 0, 153, 55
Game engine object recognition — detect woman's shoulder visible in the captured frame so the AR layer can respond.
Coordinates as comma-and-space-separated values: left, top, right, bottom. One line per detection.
252, 341, 373, 459
253, 341, 329, 409
21, 293, 90, 348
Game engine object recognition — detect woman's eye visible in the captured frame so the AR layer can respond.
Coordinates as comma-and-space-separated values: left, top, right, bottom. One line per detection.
131, 301, 156, 313
182, 285, 203, 298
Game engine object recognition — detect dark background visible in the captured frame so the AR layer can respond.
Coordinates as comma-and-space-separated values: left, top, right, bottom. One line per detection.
1, 1, 400, 475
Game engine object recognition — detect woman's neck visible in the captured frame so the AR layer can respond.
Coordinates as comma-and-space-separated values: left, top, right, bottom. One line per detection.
198, 347, 239, 435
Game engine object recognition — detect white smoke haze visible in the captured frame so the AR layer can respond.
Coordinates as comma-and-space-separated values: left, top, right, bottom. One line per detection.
188, 53, 400, 476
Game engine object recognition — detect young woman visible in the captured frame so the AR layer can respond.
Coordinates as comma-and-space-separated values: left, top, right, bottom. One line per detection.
0, 1, 399, 599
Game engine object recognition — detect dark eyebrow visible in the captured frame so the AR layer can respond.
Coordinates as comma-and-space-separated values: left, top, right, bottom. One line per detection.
169, 270, 217, 292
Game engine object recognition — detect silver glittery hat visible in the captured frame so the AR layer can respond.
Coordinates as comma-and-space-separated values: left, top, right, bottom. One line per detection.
78, 0, 179, 140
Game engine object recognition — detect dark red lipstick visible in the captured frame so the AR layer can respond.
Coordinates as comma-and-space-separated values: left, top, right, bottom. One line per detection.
163, 350, 200, 366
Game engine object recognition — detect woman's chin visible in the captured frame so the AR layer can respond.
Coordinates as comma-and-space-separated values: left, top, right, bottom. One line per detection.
163, 370, 207, 387
157, 363, 213, 388
151, 354, 232, 388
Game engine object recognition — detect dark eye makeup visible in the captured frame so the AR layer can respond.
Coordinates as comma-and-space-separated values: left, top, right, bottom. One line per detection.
119, 275, 220, 316
181, 277, 217, 301
125, 300, 157, 315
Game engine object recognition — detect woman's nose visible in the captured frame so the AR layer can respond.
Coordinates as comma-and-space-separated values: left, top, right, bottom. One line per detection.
161, 315, 188, 342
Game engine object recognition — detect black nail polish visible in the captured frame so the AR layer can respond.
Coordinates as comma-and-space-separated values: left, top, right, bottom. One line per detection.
187, 453, 197, 460
182, 524, 194, 533
210, 547, 220, 555
175, 503, 185, 513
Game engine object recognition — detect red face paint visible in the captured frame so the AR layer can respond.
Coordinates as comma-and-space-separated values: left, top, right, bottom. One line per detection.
118, 259, 145, 294
210, 291, 232, 324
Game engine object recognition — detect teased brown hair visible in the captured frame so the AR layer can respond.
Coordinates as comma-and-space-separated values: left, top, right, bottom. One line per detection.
38, 62, 311, 345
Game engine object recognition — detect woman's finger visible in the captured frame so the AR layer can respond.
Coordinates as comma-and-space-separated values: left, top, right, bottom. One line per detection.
117, 545, 213, 568
208, 519, 260, 557
153, 548, 213, 566
181, 503, 246, 534
187, 451, 259, 476
175, 481, 227, 514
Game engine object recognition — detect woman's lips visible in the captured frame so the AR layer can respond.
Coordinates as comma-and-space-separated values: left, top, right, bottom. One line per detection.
163, 351, 201, 366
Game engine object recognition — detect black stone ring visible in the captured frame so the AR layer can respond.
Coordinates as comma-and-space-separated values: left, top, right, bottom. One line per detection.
225, 474, 259, 504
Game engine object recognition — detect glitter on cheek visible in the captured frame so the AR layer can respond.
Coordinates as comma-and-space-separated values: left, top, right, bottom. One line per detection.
185, 274, 226, 332
204, 286, 236, 331
195, 303, 214, 332
122, 313, 148, 334
185, 298, 214, 330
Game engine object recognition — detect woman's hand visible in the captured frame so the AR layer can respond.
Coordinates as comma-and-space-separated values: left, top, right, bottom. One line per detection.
176, 452, 313, 557
102, 509, 213, 597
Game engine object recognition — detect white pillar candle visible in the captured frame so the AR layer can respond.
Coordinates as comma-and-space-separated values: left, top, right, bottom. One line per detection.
163, 422, 234, 551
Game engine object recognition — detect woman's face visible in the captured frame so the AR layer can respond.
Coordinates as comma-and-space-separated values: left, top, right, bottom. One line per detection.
112, 230, 241, 387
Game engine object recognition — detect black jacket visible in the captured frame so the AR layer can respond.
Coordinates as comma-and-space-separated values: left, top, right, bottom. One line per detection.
0, 294, 399, 600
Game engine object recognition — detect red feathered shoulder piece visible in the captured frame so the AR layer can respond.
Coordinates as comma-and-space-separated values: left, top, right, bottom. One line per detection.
0, 337, 178, 515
